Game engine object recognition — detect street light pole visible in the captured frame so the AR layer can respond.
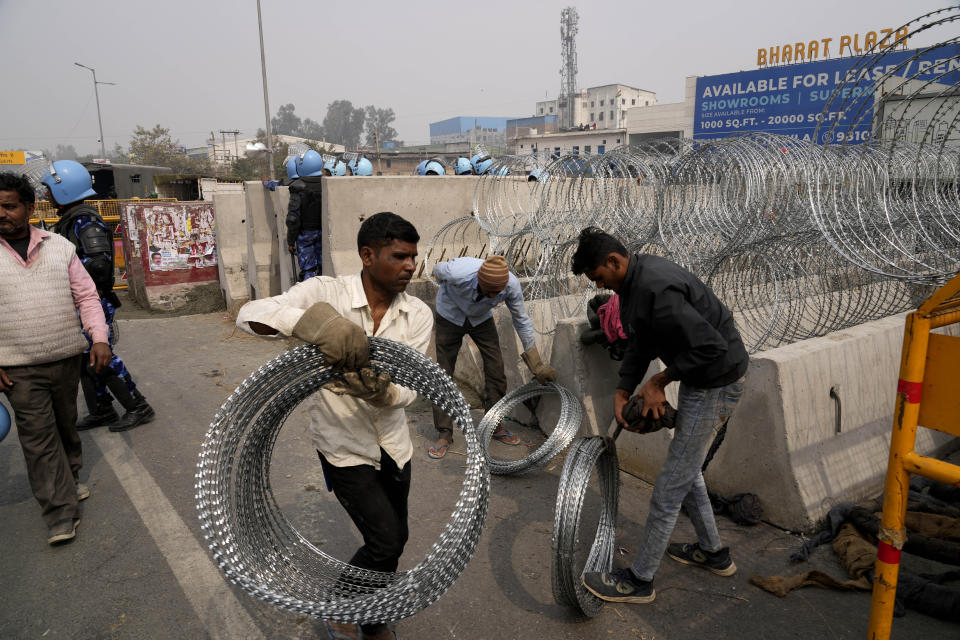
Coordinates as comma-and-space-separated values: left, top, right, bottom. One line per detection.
74, 62, 116, 160
256, 0, 276, 180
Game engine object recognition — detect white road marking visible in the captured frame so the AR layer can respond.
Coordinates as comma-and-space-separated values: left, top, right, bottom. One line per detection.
92, 431, 265, 640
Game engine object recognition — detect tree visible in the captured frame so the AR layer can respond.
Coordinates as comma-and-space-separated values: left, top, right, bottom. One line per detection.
364, 106, 398, 148
271, 103, 302, 136
270, 103, 326, 142
323, 100, 365, 148
125, 124, 210, 174
53, 144, 79, 161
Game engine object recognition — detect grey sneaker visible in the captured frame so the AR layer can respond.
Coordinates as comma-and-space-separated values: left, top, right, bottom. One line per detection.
667, 542, 737, 576
581, 567, 655, 603
47, 519, 79, 545
76, 482, 90, 501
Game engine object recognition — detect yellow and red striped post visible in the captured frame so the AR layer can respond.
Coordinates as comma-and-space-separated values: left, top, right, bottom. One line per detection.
867, 311, 929, 639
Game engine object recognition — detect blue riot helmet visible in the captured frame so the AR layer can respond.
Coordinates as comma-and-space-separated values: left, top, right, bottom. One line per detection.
285, 156, 300, 179
0, 402, 9, 442
414, 160, 428, 175
41, 160, 98, 205
527, 169, 543, 182
297, 150, 324, 177
352, 157, 374, 176
471, 153, 493, 175
424, 160, 445, 175
323, 157, 347, 176
453, 157, 473, 175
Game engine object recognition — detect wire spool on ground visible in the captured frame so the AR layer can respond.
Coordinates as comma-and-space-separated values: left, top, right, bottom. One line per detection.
551, 436, 620, 617
195, 338, 490, 625
478, 381, 582, 476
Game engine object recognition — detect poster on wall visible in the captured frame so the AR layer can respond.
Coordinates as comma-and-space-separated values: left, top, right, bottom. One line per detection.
144, 204, 217, 271
693, 46, 960, 143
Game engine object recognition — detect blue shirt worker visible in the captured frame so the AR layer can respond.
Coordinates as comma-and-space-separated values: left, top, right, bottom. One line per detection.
571, 227, 748, 606
43, 161, 155, 433
286, 150, 324, 280
428, 255, 557, 459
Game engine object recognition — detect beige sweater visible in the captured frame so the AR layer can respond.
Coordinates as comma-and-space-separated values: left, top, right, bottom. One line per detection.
0, 233, 89, 366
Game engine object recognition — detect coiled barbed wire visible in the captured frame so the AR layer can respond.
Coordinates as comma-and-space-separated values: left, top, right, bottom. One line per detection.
195, 339, 489, 625
459, 11, 960, 351
478, 381, 582, 476
551, 436, 620, 617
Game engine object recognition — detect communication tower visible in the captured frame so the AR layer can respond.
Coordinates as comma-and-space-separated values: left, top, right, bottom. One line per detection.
559, 7, 579, 131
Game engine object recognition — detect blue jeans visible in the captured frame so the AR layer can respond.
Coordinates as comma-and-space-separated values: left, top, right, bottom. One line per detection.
631, 377, 745, 581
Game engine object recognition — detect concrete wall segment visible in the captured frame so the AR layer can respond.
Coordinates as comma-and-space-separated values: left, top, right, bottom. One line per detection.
211, 182, 249, 315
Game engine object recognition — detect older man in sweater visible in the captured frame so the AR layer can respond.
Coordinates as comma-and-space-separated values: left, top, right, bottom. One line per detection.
0, 172, 111, 545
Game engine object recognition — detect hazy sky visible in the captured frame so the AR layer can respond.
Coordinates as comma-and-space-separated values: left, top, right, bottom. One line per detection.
0, 0, 949, 155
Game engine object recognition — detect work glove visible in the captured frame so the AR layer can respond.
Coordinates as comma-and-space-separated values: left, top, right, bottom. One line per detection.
323, 368, 399, 408
293, 302, 369, 369
521, 346, 558, 384
622, 395, 676, 434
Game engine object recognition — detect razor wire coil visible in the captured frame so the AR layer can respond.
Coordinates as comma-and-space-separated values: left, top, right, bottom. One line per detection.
195, 338, 489, 624
551, 436, 620, 617
478, 381, 582, 476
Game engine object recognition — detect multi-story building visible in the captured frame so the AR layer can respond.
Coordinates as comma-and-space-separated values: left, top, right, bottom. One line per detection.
428, 117, 517, 150
536, 84, 657, 131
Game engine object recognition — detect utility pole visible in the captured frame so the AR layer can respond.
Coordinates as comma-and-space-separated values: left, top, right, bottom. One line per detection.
74, 62, 116, 159
256, 0, 276, 180
375, 129, 383, 175
218, 130, 240, 163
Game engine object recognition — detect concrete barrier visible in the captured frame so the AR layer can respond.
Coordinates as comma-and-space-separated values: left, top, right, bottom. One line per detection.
211, 183, 249, 315
321, 176, 481, 277
244, 182, 281, 299
272, 187, 295, 290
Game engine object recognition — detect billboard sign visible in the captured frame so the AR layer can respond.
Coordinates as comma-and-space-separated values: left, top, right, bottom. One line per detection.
694, 46, 960, 144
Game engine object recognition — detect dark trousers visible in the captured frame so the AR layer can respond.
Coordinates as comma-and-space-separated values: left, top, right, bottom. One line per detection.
5, 355, 83, 526
319, 449, 411, 636
432, 314, 506, 441
81, 297, 140, 414
318, 449, 411, 572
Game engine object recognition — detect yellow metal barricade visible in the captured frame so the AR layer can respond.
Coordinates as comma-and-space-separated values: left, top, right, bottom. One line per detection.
868, 273, 960, 639
29, 198, 178, 291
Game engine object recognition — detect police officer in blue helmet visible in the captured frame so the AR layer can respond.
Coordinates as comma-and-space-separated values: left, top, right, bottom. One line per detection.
471, 153, 494, 175
416, 158, 445, 175
453, 157, 473, 175
288, 150, 324, 280
323, 156, 347, 177
43, 160, 155, 432
349, 156, 374, 176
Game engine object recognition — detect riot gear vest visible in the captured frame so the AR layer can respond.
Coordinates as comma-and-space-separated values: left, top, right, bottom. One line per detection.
54, 203, 116, 296
297, 176, 323, 230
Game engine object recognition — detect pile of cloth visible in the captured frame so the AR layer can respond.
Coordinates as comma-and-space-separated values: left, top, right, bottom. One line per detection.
751, 478, 960, 622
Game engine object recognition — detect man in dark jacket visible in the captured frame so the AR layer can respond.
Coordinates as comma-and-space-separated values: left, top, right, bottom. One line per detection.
42, 160, 155, 432
571, 227, 748, 605
286, 150, 325, 280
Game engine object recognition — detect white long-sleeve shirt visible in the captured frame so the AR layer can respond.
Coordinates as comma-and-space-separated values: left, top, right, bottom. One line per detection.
236, 273, 433, 469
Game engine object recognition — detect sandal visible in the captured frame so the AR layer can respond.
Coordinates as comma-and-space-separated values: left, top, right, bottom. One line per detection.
491, 429, 522, 446
427, 439, 451, 459
324, 620, 360, 640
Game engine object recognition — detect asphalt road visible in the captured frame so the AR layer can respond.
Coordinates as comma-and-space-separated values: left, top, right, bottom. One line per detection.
1, 311, 956, 639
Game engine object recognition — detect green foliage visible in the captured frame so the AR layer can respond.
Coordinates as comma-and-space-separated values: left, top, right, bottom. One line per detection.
364, 106, 398, 147
124, 124, 211, 174
323, 100, 365, 148
271, 103, 325, 141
